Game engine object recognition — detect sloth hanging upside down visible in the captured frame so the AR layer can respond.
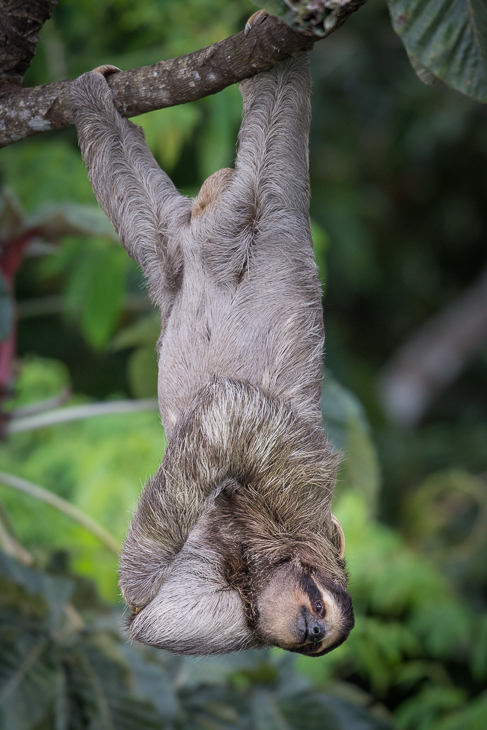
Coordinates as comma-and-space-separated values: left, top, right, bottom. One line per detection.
70, 47, 354, 656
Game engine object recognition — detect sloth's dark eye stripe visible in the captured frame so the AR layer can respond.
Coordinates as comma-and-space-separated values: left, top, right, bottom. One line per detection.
299, 573, 322, 604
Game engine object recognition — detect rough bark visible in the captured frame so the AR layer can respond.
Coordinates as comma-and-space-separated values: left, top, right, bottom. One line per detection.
0, 2, 367, 148
0, 0, 57, 91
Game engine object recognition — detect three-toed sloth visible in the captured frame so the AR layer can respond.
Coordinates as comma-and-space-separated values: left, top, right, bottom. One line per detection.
71, 52, 354, 657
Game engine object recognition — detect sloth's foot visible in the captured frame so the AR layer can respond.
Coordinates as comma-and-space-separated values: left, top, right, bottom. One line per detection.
244, 9, 269, 36
91, 64, 121, 77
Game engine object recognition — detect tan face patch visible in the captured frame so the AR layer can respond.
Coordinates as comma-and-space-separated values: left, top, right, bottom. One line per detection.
256, 568, 306, 646
295, 586, 344, 654
256, 567, 348, 653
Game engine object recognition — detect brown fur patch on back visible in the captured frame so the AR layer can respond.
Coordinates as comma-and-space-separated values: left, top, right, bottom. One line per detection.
191, 168, 235, 218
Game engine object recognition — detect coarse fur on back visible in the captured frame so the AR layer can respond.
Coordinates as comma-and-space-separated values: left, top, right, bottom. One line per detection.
70, 53, 354, 656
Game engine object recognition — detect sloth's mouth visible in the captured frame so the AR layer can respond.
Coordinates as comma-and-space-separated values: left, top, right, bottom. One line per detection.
297, 641, 323, 655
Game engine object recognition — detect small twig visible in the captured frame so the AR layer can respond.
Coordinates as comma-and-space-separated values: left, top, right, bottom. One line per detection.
0, 499, 85, 634
0, 471, 120, 553
16, 293, 152, 319
0, 503, 34, 565
9, 386, 71, 419
8, 398, 159, 434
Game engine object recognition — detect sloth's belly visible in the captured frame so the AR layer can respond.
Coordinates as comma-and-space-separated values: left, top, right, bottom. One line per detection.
157, 275, 323, 436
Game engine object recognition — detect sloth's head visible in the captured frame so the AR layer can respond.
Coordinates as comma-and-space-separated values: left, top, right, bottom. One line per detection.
254, 563, 354, 656
120, 378, 354, 657
124, 506, 354, 657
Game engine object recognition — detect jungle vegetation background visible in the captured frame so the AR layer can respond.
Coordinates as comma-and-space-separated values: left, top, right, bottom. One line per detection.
0, 0, 487, 728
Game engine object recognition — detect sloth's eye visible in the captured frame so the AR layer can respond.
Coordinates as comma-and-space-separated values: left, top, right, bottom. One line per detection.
313, 600, 325, 617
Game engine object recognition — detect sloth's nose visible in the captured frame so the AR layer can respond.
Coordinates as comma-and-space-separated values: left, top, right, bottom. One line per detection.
309, 622, 325, 642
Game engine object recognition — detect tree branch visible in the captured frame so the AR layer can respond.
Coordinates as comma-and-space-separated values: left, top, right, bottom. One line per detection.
0, 0, 57, 91
0, 3, 367, 148
8, 398, 159, 434
0, 502, 34, 565
0, 470, 120, 553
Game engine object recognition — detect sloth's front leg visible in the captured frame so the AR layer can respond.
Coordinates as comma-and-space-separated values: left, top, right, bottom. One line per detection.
126, 508, 257, 655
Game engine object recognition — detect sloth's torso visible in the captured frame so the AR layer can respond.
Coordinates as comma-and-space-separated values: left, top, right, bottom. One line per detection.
157, 217, 324, 436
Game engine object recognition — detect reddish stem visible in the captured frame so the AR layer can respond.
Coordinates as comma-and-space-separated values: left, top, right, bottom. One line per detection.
0, 232, 34, 407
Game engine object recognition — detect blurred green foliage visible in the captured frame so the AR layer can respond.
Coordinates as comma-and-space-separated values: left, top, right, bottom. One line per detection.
0, 549, 394, 730
0, 358, 165, 599
1, 0, 487, 728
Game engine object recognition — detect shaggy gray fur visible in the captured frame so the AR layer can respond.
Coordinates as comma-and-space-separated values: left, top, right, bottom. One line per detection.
70, 55, 353, 656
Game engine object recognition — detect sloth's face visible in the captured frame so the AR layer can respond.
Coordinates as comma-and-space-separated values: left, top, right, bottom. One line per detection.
255, 565, 354, 656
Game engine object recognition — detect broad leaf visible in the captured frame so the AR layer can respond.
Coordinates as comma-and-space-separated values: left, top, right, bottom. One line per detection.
135, 104, 201, 172
63, 237, 130, 348
388, 0, 487, 102
0, 188, 118, 243
321, 371, 381, 514
27, 202, 119, 243
111, 313, 159, 397
111, 313, 160, 351
0, 551, 73, 628
0, 635, 56, 730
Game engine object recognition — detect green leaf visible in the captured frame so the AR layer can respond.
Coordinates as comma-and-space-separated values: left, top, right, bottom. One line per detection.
471, 615, 487, 680
406, 51, 442, 87
111, 313, 160, 397
409, 601, 471, 660
127, 347, 159, 398
434, 691, 487, 730
395, 684, 466, 730
0, 634, 56, 730
0, 141, 95, 213
0, 189, 114, 244
388, 0, 487, 102
0, 551, 73, 628
8, 357, 70, 408
121, 644, 180, 722
63, 641, 162, 730
311, 219, 330, 288
111, 313, 160, 351
198, 85, 242, 179
27, 202, 119, 243
321, 371, 381, 514
279, 686, 393, 729
135, 104, 201, 172
62, 237, 129, 349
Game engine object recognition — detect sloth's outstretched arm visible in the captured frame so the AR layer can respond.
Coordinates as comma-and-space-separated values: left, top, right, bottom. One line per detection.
234, 54, 311, 221
70, 71, 190, 298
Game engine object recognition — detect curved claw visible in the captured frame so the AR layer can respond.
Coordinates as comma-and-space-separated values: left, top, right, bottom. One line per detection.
91, 64, 121, 77
244, 9, 269, 36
